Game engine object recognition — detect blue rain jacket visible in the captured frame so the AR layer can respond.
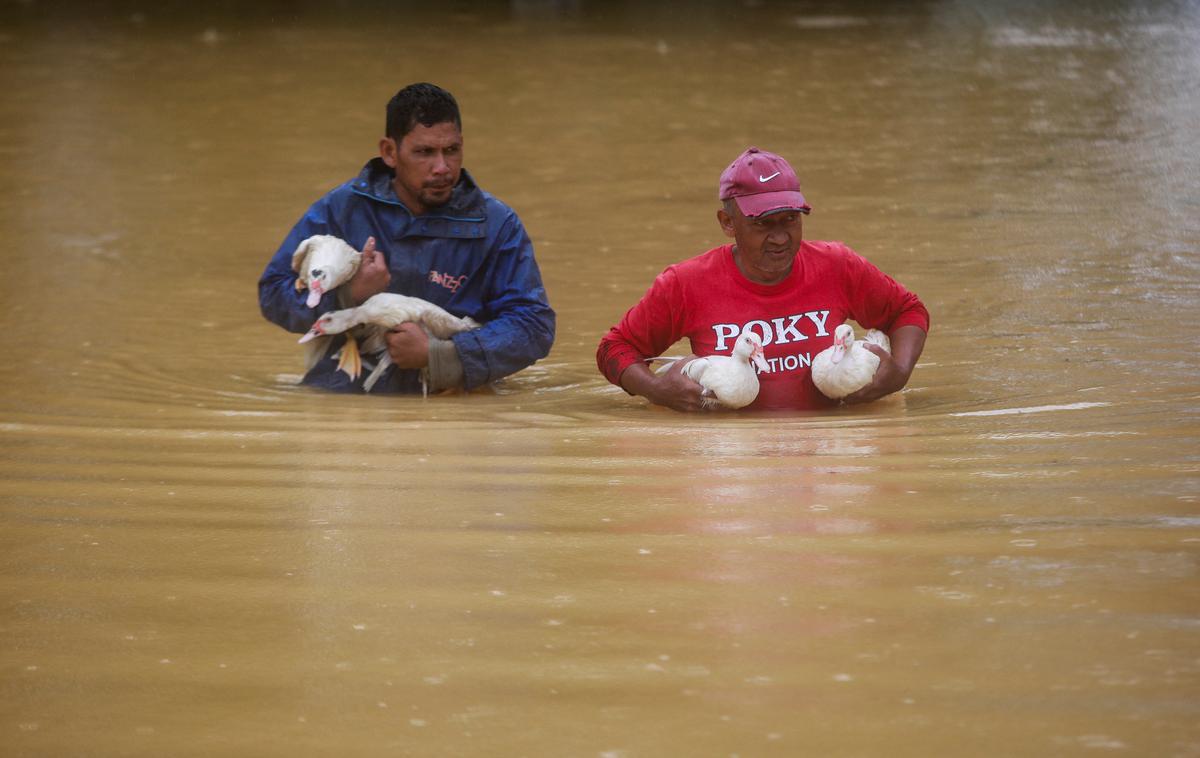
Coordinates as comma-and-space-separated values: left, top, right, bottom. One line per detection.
259, 159, 555, 393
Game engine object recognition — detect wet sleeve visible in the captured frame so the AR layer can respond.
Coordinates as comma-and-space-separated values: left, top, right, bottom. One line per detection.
258, 198, 343, 334
450, 215, 555, 390
595, 268, 686, 389
426, 336, 465, 391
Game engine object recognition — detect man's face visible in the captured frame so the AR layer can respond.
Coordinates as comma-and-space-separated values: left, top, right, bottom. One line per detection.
380, 121, 463, 215
718, 203, 804, 285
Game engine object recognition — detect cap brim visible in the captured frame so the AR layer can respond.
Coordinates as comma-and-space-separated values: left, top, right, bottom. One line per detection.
734, 190, 811, 218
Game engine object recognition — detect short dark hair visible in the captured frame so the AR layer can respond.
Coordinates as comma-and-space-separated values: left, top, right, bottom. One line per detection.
385, 83, 461, 141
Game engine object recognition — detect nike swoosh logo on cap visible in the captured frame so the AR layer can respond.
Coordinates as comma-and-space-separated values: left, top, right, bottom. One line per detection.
758, 172, 781, 183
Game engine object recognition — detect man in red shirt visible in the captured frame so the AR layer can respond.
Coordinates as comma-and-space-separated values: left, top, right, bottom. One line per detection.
596, 147, 929, 412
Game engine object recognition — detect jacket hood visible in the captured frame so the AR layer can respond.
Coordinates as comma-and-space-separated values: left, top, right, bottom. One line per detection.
351, 157, 487, 220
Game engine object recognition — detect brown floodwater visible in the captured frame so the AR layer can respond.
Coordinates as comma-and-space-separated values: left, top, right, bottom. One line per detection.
1, 1, 1198, 755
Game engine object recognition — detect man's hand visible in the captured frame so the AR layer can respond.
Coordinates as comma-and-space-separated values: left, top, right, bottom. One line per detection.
841, 324, 927, 405
840, 344, 907, 404
385, 322, 430, 369
348, 237, 390, 305
620, 358, 710, 413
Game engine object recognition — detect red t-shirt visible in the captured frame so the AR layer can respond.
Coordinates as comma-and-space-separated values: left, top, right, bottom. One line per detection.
596, 242, 930, 411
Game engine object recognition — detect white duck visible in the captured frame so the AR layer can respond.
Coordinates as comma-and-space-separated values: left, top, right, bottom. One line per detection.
298, 292, 480, 394
292, 234, 368, 308
811, 323, 891, 400
681, 330, 770, 409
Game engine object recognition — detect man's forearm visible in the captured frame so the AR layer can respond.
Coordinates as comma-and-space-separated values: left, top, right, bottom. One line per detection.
889, 324, 927, 379
426, 337, 465, 391
620, 360, 707, 413
619, 362, 662, 402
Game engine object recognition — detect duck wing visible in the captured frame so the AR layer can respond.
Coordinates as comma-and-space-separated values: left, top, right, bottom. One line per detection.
863, 329, 891, 353
812, 344, 881, 399
416, 303, 479, 339
683, 356, 759, 409
681, 356, 712, 384
360, 294, 479, 337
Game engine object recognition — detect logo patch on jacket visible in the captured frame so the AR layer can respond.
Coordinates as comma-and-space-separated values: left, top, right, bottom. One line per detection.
429, 270, 468, 293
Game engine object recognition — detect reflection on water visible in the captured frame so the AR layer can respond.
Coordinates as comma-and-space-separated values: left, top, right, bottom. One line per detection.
1, 1, 1198, 755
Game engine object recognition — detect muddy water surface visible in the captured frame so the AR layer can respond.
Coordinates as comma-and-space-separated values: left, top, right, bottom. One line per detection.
1, 2, 1198, 756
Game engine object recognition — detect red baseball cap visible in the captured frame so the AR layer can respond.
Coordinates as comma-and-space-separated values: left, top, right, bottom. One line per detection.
718, 147, 811, 218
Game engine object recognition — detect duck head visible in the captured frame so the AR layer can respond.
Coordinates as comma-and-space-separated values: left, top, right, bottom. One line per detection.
291, 235, 363, 308
829, 323, 855, 364
297, 309, 356, 343
305, 271, 329, 308
297, 317, 329, 344
734, 330, 770, 372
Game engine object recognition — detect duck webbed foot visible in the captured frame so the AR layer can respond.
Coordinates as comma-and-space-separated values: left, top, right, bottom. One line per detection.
335, 335, 363, 380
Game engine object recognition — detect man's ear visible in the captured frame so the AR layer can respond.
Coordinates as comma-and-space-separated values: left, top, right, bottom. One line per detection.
379, 137, 399, 168
717, 207, 736, 239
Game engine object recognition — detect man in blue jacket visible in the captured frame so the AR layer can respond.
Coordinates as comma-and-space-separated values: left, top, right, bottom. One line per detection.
259, 83, 555, 394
